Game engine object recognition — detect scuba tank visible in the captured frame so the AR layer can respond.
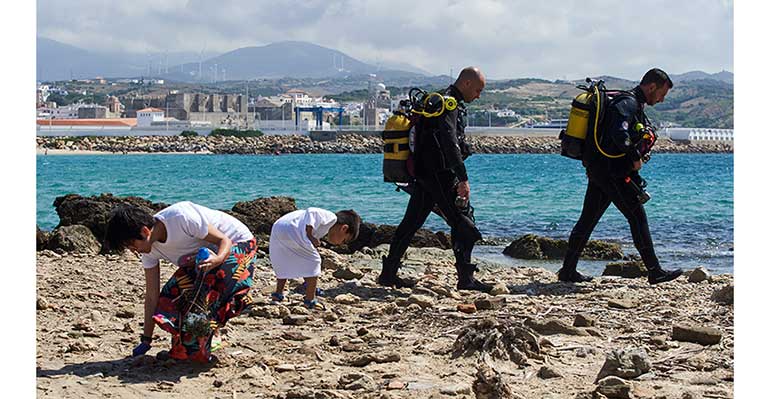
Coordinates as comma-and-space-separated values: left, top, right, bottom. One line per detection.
382, 111, 415, 183
559, 78, 630, 161
560, 91, 593, 159
381, 88, 458, 183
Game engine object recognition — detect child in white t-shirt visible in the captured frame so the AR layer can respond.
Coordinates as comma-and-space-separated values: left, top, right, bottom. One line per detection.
269, 208, 360, 309
105, 201, 257, 362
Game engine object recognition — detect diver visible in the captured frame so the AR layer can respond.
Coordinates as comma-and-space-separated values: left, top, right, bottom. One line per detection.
558, 68, 683, 285
378, 66, 494, 292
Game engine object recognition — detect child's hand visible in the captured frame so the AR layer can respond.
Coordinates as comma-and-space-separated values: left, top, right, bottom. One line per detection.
198, 254, 225, 272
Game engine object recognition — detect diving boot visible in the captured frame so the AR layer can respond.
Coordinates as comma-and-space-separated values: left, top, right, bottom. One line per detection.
456, 264, 493, 293
647, 267, 683, 285
556, 268, 594, 283
377, 256, 416, 289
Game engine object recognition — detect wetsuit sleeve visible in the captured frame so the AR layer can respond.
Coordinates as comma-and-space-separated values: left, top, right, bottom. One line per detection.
605, 98, 641, 162
436, 108, 469, 182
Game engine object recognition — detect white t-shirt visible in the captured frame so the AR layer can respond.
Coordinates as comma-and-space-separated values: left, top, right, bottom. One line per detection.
141, 201, 254, 269
268, 208, 338, 279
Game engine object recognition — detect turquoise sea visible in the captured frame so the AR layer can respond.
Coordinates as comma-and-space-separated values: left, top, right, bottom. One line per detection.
36, 153, 733, 275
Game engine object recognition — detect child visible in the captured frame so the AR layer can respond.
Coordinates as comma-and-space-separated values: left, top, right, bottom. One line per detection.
269, 208, 360, 309
105, 201, 257, 362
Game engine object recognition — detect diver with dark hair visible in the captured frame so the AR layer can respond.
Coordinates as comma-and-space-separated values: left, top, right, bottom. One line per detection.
378, 66, 493, 292
558, 68, 683, 285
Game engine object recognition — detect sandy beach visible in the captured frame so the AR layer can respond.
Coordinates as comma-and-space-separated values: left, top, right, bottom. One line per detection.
36, 244, 733, 398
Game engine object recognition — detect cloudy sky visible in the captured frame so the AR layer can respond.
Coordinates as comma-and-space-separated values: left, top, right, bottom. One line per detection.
37, 0, 733, 80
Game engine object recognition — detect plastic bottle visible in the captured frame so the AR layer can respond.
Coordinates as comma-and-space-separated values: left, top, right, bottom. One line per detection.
196, 247, 213, 263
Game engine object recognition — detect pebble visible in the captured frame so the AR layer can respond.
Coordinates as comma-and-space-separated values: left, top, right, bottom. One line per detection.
672, 324, 722, 345
334, 293, 360, 304
407, 294, 435, 309
688, 266, 711, 283
457, 303, 477, 314
283, 315, 310, 326
474, 296, 505, 310
489, 283, 509, 296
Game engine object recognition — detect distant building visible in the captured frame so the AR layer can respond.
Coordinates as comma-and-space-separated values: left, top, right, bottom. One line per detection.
663, 127, 734, 143
78, 105, 108, 119
136, 107, 165, 127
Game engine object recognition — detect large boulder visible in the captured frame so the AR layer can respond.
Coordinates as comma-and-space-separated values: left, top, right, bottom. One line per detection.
334, 222, 451, 254
227, 196, 296, 235
53, 193, 166, 241
595, 348, 652, 382
503, 234, 623, 260
368, 224, 451, 250
37, 226, 49, 251
46, 224, 101, 254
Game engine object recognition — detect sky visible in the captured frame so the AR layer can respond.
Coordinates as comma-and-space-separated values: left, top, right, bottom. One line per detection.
36, 0, 733, 81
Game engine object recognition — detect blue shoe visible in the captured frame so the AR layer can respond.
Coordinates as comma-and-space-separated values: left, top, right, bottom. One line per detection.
270, 292, 285, 303
303, 298, 325, 311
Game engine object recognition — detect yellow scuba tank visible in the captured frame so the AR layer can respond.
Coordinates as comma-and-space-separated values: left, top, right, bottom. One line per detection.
560, 92, 593, 159
560, 80, 625, 160
382, 112, 414, 183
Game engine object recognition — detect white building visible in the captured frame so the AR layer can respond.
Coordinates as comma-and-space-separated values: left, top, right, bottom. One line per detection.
136, 107, 165, 127
662, 127, 734, 143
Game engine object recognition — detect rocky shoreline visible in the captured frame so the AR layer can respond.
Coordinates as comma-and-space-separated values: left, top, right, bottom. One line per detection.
36, 134, 733, 155
36, 193, 733, 398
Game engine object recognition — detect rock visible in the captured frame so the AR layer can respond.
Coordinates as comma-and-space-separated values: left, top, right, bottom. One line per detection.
538, 365, 562, 379
688, 266, 711, 283
406, 303, 422, 312
595, 376, 634, 399
603, 261, 647, 278
46, 224, 101, 254
474, 296, 505, 310
333, 293, 360, 304
503, 234, 622, 260
573, 313, 596, 327
319, 247, 347, 271
672, 325, 722, 345
37, 226, 49, 251
250, 306, 283, 319
274, 364, 296, 372
338, 372, 376, 390
329, 336, 340, 346
712, 284, 734, 305
407, 294, 435, 309
440, 383, 472, 395
282, 331, 311, 341
595, 348, 652, 382
387, 380, 407, 390
489, 283, 508, 296
367, 224, 451, 250
53, 193, 166, 242
453, 319, 543, 365
67, 338, 97, 353
37, 297, 50, 311
473, 360, 518, 399
525, 318, 589, 336
608, 297, 638, 309
115, 309, 135, 318
457, 303, 477, 314
333, 266, 365, 280
357, 327, 369, 336
282, 315, 310, 326
227, 196, 296, 235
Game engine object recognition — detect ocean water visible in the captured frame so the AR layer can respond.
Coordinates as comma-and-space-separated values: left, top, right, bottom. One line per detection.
36, 153, 733, 275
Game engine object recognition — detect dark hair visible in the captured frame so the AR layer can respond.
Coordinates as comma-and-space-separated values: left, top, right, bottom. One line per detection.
104, 204, 155, 251
641, 68, 673, 88
335, 209, 361, 241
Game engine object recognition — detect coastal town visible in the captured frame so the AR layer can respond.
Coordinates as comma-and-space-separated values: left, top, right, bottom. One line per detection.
35, 75, 734, 150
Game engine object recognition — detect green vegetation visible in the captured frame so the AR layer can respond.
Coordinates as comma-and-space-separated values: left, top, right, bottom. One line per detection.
180, 130, 199, 137
209, 128, 263, 138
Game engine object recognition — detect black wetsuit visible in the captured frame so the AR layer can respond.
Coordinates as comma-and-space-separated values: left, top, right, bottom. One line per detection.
385, 85, 482, 277
563, 86, 661, 273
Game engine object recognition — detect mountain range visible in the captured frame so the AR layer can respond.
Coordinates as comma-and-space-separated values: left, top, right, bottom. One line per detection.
37, 37, 733, 85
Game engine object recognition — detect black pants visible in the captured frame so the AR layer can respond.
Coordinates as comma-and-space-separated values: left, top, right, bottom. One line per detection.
563, 170, 660, 272
386, 170, 481, 268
